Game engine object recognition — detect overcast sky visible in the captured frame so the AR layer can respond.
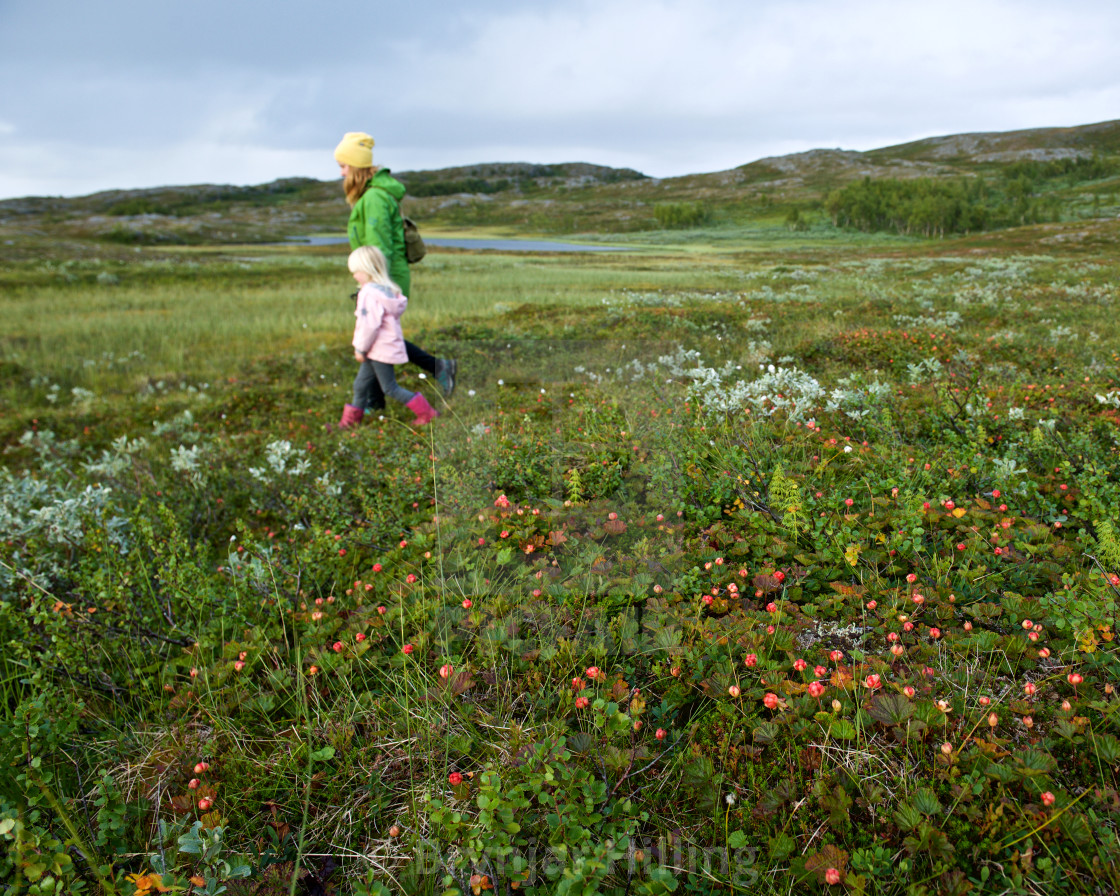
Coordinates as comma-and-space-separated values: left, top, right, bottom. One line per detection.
1, 0, 1118, 200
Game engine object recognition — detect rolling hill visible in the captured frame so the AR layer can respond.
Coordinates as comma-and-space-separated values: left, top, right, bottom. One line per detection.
1, 119, 1118, 246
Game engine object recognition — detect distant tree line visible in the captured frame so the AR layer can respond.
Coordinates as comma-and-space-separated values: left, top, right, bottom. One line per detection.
826, 178, 999, 237
654, 201, 710, 229
825, 176, 1057, 237
826, 155, 1120, 237
1001, 154, 1120, 184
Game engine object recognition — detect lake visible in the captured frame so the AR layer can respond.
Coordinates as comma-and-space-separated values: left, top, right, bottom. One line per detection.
289, 235, 632, 253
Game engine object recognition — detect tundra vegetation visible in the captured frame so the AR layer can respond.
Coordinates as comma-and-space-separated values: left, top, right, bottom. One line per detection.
2, 124, 1120, 895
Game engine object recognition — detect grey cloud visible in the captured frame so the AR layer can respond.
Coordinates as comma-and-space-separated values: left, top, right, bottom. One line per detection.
2, 0, 1120, 197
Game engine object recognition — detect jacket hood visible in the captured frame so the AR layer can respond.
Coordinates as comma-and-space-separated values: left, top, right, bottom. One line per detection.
371, 168, 406, 202
372, 284, 408, 314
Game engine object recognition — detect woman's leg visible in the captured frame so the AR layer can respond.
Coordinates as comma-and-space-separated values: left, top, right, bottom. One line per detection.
352, 360, 386, 411
404, 340, 437, 374
405, 340, 458, 397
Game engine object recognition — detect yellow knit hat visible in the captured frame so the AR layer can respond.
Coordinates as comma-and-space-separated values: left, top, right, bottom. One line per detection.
334, 132, 375, 168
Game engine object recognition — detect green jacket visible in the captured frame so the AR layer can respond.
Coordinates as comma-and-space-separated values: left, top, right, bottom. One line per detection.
347, 169, 410, 296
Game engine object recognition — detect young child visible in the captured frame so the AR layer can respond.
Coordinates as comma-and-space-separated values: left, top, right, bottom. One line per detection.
335, 246, 439, 428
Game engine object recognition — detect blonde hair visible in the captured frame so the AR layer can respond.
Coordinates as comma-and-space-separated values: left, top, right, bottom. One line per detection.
342, 165, 378, 206
348, 246, 398, 290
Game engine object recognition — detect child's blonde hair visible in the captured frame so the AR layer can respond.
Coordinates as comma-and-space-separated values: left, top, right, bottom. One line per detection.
348, 245, 398, 290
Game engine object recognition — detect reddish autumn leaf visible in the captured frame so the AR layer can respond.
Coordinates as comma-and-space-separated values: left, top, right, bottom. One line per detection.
450, 668, 475, 695
830, 667, 856, 690
170, 794, 194, 813
805, 844, 848, 880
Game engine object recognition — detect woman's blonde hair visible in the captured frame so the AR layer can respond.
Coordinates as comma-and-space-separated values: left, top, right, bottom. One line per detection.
342, 165, 378, 206
348, 246, 398, 290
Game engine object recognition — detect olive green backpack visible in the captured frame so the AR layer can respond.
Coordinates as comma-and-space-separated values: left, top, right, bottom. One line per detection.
373, 186, 426, 264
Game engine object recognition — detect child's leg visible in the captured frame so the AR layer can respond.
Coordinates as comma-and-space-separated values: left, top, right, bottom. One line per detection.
371, 361, 416, 406
352, 361, 386, 410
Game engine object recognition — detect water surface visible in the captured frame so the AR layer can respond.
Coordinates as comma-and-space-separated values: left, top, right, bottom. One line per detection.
291, 235, 631, 253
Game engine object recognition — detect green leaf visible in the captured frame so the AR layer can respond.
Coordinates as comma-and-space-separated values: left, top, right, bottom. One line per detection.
893, 803, 923, 832
728, 830, 748, 849
1013, 748, 1056, 778
868, 693, 914, 727
309, 746, 336, 762
911, 788, 941, 816
983, 759, 1018, 784
769, 833, 796, 862
1091, 733, 1120, 765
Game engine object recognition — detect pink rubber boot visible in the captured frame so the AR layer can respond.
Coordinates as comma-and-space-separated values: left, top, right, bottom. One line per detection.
406, 393, 439, 425
336, 403, 364, 429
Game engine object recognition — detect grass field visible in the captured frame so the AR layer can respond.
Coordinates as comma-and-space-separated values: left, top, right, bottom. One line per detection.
2, 220, 1120, 895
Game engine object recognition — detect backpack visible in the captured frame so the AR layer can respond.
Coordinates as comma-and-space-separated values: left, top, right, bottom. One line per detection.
402, 217, 427, 264
373, 185, 426, 264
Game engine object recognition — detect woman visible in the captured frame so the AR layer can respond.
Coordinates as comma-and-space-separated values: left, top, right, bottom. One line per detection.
333, 131, 456, 425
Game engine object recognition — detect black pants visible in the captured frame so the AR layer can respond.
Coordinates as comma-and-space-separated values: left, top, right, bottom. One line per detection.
362, 341, 437, 410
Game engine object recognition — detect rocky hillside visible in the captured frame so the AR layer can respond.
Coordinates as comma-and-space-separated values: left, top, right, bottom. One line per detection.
868, 119, 1120, 164
2, 120, 1117, 244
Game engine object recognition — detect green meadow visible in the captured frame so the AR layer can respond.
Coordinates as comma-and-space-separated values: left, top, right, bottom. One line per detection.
2, 206, 1120, 896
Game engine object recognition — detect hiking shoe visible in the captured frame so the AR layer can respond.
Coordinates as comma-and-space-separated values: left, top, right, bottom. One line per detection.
436, 358, 458, 397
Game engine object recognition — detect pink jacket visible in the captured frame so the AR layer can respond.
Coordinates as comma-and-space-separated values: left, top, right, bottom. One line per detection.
352, 283, 408, 364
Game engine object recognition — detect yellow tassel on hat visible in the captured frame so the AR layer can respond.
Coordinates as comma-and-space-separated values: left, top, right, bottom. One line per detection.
334, 132, 375, 168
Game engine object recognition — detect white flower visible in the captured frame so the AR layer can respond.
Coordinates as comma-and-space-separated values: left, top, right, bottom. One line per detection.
170, 444, 203, 475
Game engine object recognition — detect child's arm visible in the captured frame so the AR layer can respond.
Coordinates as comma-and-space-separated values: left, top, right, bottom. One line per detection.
352, 287, 386, 359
